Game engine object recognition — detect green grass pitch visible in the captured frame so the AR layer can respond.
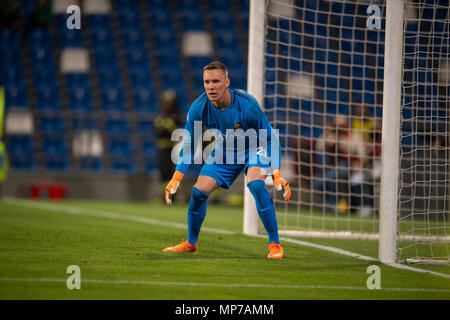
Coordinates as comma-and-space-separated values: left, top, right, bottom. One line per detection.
0, 198, 449, 300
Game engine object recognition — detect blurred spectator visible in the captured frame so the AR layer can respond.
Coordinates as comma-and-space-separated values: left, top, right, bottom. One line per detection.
349, 105, 382, 215
0, 0, 21, 29
28, 0, 53, 29
293, 137, 314, 188
351, 104, 378, 144
313, 114, 368, 213
154, 90, 181, 184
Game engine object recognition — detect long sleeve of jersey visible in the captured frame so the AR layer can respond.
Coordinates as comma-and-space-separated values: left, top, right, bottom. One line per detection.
234, 89, 282, 171
174, 102, 201, 174
253, 107, 281, 171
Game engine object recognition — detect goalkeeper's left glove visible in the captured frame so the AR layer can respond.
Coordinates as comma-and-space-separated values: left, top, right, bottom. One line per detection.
272, 169, 291, 201
165, 170, 184, 206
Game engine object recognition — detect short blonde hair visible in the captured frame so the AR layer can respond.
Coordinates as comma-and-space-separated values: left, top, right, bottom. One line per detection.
203, 61, 228, 77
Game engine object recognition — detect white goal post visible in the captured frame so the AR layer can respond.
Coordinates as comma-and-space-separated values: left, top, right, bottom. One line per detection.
378, 0, 403, 264
244, 0, 266, 236
244, 0, 449, 265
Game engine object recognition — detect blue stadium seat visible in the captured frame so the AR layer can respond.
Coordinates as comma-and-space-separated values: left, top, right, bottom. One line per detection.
93, 48, 119, 70
326, 76, 338, 89
150, 10, 174, 32
126, 48, 149, 69
299, 100, 312, 112
7, 135, 34, 156
101, 87, 126, 112
32, 66, 57, 86
30, 47, 56, 69
111, 157, 135, 173
161, 70, 182, 89
152, 29, 176, 47
96, 67, 121, 89
364, 92, 375, 105
68, 87, 94, 113
141, 140, 158, 173
118, 8, 142, 28
59, 29, 83, 48
133, 87, 157, 113
215, 31, 239, 50
36, 85, 61, 111
42, 137, 68, 156
178, 0, 201, 12
353, 66, 364, 78
72, 118, 98, 131
0, 48, 21, 67
45, 156, 70, 171
121, 29, 146, 49
142, 141, 158, 159
148, 0, 170, 9
144, 160, 158, 174
352, 79, 362, 91
137, 121, 155, 137
208, 0, 230, 10
189, 56, 212, 69
220, 52, 243, 70
1, 65, 25, 87
27, 29, 52, 49
87, 14, 112, 30
351, 92, 362, 104
364, 79, 375, 92
401, 134, 423, 153
210, 11, 234, 31
128, 69, 152, 89
338, 103, 349, 115
90, 29, 115, 48
326, 91, 337, 103
115, 0, 138, 10
183, 11, 206, 31
81, 157, 103, 172
339, 90, 349, 103
108, 139, 133, 157
4, 84, 28, 108
0, 29, 20, 51
314, 62, 326, 75
9, 156, 36, 170
65, 73, 90, 89
105, 118, 130, 136
39, 116, 65, 134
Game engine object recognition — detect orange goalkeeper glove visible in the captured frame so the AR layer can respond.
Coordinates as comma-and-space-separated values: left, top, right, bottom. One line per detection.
272, 169, 291, 201
165, 171, 184, 206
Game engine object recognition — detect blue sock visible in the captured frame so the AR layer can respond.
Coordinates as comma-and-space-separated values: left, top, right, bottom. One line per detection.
247, 179, 280, 244
187, 187, 209, 245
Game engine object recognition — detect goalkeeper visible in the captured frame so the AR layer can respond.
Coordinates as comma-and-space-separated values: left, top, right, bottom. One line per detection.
162, 61, 290, 258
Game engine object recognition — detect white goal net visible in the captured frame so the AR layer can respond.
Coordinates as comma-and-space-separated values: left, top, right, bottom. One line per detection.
247, 0, 449, 264
398, 0, 449, 264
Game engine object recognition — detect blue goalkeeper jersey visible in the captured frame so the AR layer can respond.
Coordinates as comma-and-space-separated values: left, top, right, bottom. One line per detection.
175, 88, 281, 174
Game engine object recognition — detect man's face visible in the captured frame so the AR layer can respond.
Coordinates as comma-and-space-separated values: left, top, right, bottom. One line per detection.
203, 69, 230, 104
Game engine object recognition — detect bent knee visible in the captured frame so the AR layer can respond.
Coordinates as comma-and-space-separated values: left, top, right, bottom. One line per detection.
247, 179, 266, 195
194, 175, 218, 194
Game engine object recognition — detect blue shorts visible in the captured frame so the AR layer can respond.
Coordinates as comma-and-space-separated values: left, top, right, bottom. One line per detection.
199, 151, 271, 189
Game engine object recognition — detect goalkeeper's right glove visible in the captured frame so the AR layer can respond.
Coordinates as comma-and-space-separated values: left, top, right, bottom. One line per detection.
272, 169, 291, 201
165, 170, 184, 206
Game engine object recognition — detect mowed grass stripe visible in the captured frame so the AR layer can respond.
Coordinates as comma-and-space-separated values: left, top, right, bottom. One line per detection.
2, 197, 381, 263
2, 198, 450, 280
2, 197, 235, 235
1, 278, 450, 293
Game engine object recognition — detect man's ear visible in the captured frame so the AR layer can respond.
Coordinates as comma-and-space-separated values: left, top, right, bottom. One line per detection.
226, 77, 230, 88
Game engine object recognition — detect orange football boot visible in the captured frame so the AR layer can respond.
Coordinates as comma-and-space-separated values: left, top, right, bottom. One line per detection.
163, 240, 197, 252
267, 242, 284, 258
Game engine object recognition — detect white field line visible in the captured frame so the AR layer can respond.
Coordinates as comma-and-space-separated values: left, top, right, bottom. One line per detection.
2, 197, 450, 280
1, 197, 234, 235
0, 277, 449, 293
